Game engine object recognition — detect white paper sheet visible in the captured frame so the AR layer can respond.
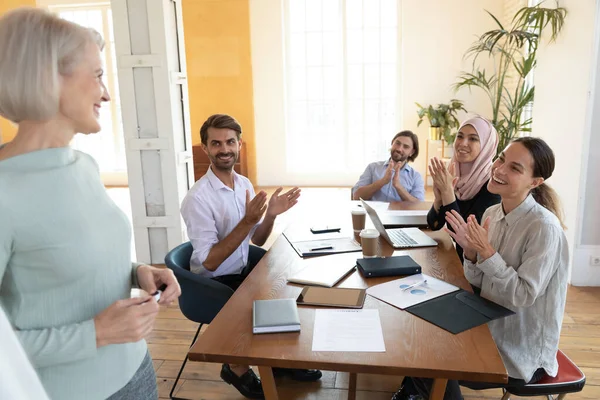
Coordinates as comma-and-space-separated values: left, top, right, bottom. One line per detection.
312, 309, 386, 352
366, 274, 459, 310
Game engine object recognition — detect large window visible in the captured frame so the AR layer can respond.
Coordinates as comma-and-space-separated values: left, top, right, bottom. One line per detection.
50, 3, 127, 184
284, 0, 399, 174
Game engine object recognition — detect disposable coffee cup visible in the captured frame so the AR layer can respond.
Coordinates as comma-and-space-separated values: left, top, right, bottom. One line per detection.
359, 228, 380, 258
351, 208, 366, 233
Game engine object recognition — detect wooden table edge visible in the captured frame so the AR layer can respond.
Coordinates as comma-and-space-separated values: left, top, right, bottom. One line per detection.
188, 353, 508, 384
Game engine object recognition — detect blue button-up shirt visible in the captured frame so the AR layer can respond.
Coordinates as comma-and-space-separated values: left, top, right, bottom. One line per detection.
352, 160, 425, 202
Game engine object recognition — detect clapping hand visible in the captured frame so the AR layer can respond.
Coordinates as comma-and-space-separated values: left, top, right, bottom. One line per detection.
428, 157, 457, 204
266, 187, 301, 217
244, 190, 268, 225
444, 210, 472, 250
382, 161, 395, 183
392, 162, 403, 190
465, 215, 495, 260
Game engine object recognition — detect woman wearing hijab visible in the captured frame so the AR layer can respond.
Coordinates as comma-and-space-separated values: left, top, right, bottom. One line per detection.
426, 116, 501, 261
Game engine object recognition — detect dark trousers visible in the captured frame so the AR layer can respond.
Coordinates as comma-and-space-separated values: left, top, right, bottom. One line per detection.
403, 368, 546, 400
211, 245, 267, 291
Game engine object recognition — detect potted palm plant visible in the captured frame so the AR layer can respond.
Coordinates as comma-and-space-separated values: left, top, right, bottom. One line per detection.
416, 99, 466, 145
454, 2, 567, 155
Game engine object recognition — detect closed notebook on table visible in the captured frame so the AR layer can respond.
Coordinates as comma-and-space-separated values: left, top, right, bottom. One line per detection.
252, 299, 301, 334
405, 290, 515, 334
357, 255, 421, 278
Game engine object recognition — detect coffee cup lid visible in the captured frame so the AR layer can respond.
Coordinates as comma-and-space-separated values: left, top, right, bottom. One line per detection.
351, 208, 366, 215
359, 228, 380, 238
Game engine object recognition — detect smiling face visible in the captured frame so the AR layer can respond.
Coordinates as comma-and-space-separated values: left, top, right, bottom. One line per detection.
390, 135, 415, 163
58, 42, 110, 134
202, 127, 242, 171
454, 124, 481, 163
487, 142, 544, 199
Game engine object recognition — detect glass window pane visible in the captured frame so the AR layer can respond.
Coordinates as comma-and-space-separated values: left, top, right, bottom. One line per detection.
322, 66, 340, 100
306, 32, 323, 66
346, 29, 363, 64
380, 28, 396, 64
346, 0, 362, 29
305, 0, 323, 32
290, 67, 307, 100
290, 33, 307, 66
364, 64, 380, 99
363, 0, 380, 28
322, 32, 339, 66
380, 64, 396, 98
289, 0, 306, 33
306, 67, 323, 99
322, 0, 340, 32
380, 0, 397, 28
363, 29, 380, 64
347, 64, 363, 99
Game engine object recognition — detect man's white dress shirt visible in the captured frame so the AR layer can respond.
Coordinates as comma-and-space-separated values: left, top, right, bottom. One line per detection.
181, 167, 259, 277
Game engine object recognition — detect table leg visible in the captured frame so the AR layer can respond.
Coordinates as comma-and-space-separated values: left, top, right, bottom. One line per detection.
347, 373, 357, 400
257, 366, 279, 400
430, 378, 448, 400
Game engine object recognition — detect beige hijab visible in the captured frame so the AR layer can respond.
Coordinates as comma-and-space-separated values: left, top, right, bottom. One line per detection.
452, 116, 499, 201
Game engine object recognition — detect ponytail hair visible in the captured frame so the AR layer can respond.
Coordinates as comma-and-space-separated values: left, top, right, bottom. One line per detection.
513, 137, 566, 229
531, 183, 566, 229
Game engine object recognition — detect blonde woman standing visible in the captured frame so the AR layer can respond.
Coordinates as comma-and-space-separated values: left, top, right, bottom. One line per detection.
0, 8, 180, 399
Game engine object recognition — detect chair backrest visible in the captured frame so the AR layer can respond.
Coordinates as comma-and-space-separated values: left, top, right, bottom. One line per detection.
164, 242, 194, 272
164, 241, 234, 325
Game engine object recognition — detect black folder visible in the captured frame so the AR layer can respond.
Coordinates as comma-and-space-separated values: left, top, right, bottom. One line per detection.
356, 255, 422, 278
405, 289, 515, 334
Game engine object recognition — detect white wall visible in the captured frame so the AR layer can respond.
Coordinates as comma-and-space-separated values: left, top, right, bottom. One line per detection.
530, 0, 599, 286
574, 0, 600, 285
250, 0, 503, 186
400, 0, 502, 179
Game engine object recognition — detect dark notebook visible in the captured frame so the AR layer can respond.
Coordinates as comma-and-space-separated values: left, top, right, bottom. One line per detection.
406, 289, 515, 334
356, 255, 422, 278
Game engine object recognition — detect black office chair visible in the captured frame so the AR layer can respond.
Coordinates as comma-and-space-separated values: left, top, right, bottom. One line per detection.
164, 241, 234, 400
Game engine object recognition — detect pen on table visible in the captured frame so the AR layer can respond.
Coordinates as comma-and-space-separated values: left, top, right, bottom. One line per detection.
310, 246, 333, 251
401, 279, 428, 291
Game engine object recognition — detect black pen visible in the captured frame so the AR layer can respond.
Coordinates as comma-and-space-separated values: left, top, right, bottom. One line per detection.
310, 246, 333, 251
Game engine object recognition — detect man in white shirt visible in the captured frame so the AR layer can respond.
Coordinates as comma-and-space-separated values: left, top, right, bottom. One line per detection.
181, 114, 321, 399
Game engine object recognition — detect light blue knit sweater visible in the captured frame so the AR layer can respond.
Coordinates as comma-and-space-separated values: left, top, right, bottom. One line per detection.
0, 147, 147, 399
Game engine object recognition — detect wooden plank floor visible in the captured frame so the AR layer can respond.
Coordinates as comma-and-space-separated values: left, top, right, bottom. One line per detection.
150, 286, 600, 400
106, 187, 600, 399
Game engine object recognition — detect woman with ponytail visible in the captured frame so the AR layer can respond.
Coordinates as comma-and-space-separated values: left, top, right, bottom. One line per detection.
392, 137, 569, 400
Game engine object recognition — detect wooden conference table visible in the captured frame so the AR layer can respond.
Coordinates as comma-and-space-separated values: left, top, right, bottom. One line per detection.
188, 201, 507, 400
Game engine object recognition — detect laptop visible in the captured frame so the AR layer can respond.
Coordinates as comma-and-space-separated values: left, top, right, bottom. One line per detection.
353, 200, 429, 228
360, 199, 438, 249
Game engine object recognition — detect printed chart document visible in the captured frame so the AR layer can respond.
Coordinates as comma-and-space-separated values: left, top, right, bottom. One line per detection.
367, 274, 459, 310
312, 309, 386, 352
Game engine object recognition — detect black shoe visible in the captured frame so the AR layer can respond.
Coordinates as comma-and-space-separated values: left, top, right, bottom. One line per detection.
220, 364, 265, 399
391, 386, 424, 400
272, 367, 322, 382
